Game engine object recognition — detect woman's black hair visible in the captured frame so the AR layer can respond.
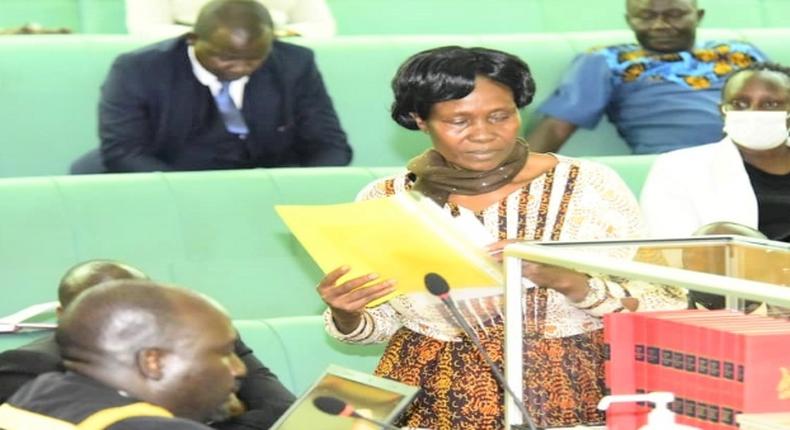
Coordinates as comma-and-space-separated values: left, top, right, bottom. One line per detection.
390, 46, 536, 130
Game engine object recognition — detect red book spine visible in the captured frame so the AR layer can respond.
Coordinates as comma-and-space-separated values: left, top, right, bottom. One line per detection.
696, 323, 721, 429
604, 312, 642, 430
656, 314, 697, 427
645, 313, 661, 398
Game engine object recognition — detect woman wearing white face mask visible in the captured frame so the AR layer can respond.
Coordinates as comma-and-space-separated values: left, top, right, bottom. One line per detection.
640, 62, 790, 242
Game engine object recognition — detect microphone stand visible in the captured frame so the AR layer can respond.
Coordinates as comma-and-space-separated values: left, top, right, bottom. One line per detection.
441, 296, 539, 430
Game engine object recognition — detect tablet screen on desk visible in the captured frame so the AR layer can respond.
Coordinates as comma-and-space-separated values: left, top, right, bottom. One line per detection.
269, 364, 419, 430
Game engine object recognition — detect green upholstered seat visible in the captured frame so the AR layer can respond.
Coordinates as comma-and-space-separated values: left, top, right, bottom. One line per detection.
0, 168, 381, 319
77, 0, 127, 34
0, 0, 80, 31
740, 28, 790, 64
0, 35, 146, 178
1, 0, 785, 35
758, 0, 790, 28
233, 319, 297, 391
251, 316, 385, 396
0, 177, 79, 310
0, 160, 652, 320
328, 0, 780, 35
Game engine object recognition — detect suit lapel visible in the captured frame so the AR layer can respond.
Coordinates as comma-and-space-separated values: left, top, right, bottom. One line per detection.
170, 45, 208, 148
243, 49, 292, 159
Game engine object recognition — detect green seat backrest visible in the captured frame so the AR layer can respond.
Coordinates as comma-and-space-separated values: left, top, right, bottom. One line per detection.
0, 168, 384, 319
0, 0, 80, 31
0, 177, 80, 308
233, 320, 296, 391
240, 316, 385, 396
327, 0, 777, 35
740, 29, 790, 65
1, 0, 787, 35
78, 0, 127, 34
760, 0, 790, 27
0, 160, 652, 320
328, 0, 545, 35
0, 35, 148, 178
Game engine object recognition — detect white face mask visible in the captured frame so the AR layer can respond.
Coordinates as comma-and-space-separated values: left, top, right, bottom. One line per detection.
723, 110, 790, 150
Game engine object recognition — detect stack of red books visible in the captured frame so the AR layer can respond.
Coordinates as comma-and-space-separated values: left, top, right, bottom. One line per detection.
604, 309, 790, 430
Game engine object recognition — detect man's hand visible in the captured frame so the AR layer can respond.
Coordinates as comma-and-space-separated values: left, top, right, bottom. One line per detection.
525, 116, 578, 154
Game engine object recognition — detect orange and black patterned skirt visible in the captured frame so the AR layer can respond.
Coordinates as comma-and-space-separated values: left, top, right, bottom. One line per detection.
374, 323, 606, 430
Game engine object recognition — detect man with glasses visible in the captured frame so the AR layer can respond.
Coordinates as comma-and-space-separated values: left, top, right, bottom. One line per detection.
641, 63, 790, 242
527, 0, 767, 155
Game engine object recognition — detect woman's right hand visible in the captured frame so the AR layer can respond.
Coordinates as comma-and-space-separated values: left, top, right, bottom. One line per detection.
317, 265, 396, 334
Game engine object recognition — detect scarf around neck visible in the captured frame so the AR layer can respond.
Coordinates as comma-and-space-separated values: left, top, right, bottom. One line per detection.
407, 138, 529, 206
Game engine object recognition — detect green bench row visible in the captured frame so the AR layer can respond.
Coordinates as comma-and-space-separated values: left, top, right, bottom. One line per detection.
0, 155, 649, 396
235, 317, 384, 396
2, 0, 788, 35
1, 28, 788, 178
0, 157, 655, 321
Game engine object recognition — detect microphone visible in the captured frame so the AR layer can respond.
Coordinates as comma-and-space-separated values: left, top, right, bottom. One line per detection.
424, 273, 538, 430
313, 396, 401, 430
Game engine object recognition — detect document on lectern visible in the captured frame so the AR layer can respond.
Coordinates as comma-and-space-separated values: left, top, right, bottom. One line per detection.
275, 192, 502, 306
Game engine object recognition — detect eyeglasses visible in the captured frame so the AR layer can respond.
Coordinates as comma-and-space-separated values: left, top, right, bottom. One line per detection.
722, 100, 789, 112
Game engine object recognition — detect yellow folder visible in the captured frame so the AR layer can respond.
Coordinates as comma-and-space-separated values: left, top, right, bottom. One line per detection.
275, 192, 503, 306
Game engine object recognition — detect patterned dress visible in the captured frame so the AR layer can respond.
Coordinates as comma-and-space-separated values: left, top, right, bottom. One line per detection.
325, 156, 687, 429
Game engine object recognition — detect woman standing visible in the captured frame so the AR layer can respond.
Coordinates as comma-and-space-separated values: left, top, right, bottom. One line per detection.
318, 46, 687, 429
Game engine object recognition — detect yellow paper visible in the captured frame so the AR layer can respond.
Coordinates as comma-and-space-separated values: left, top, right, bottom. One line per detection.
275, 193, 503, 306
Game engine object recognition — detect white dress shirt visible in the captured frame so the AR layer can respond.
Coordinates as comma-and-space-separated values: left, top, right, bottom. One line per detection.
187, 45, 248, 108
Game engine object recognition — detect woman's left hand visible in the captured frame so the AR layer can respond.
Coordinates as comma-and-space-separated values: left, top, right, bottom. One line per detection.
521, 263, 590, 302
486, 239, 590, 302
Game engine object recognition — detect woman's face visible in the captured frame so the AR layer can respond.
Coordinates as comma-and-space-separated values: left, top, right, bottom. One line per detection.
415, 77, 521, 172
722, 70, 789, 115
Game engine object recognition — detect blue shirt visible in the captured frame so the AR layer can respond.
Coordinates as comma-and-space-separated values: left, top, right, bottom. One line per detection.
538, 41, 767, 154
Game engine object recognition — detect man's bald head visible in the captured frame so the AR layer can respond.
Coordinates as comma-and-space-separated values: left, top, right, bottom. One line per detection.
193, 0, 273, 40
57, 280, 191, 363
56, 280, 244, 421
58, 260, 148, 308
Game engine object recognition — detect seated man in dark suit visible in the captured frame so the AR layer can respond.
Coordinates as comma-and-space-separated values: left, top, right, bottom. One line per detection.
0, 260, 295, 430
0, 280, 245, 429
72, 0, 351, 173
